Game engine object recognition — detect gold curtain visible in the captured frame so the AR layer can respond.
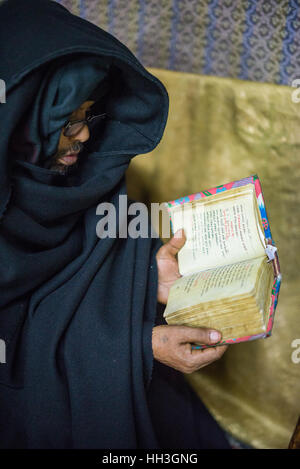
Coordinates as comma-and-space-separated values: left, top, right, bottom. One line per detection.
126, 68, 300, 449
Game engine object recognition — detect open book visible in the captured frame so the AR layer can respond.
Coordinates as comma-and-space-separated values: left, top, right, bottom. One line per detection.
163, 175, 281, 347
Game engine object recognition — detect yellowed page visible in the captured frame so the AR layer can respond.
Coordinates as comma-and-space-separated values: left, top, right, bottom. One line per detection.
168, 184, 266, 276
164, 256, 265, 318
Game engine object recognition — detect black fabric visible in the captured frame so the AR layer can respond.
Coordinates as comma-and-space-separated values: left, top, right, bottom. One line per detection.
148, 304, 231, 449
147, 361, 231, 449
0, 0, 229, 449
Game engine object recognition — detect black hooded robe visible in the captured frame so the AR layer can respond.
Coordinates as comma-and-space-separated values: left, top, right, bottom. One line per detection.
0, 0, 230, 449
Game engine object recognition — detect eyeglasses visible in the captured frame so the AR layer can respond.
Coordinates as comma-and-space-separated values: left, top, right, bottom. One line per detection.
63, 112, 107, 137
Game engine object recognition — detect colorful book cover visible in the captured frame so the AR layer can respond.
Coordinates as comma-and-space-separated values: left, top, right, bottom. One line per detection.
165, 174, 281, 347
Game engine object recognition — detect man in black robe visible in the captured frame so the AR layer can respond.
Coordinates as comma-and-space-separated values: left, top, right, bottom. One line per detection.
0, 0, 230, 448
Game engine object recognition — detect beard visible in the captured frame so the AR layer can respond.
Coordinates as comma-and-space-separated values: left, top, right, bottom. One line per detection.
49, 141, 84, 175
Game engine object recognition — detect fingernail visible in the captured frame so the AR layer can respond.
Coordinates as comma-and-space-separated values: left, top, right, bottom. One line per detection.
210, 331, 221, 343
174, 229, 183, 238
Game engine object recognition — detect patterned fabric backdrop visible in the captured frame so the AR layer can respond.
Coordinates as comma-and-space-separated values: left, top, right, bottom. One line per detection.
47, 0, 300, 85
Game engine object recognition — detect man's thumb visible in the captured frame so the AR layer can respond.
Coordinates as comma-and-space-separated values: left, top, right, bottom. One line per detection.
174, 228, 186, 240
166, 228, 186, 255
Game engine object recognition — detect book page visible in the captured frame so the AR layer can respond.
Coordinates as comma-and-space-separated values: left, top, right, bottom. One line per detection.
164, 256, 265, 318
169, 184, 266, 275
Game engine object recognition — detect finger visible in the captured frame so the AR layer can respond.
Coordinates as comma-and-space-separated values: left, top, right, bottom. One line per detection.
159, 229, 186, 258
180, 345, 228, 373
174, 228, 186, 240
193, 359, 220, 371
191, 344, 228, 356
190, 359, 216, 371
173, 325, 222, 345
189, 345, 228, 365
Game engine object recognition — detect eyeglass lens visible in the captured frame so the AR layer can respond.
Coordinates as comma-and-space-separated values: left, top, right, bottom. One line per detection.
64, 113, 107, 137
64, 122, 86, 137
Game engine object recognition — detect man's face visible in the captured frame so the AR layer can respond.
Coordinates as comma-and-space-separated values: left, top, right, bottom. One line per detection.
49, 100, 95, 174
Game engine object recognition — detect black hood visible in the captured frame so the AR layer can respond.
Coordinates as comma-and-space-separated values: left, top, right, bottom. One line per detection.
0, 0, 169, 449
0, 0, 169, 212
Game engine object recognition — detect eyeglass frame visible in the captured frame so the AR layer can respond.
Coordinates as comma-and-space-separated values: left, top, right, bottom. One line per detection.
62, 112, 107, 137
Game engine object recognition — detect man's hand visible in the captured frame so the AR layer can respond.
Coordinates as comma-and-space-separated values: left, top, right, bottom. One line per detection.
156, 229, 186, 304
152, 325, 228, 374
